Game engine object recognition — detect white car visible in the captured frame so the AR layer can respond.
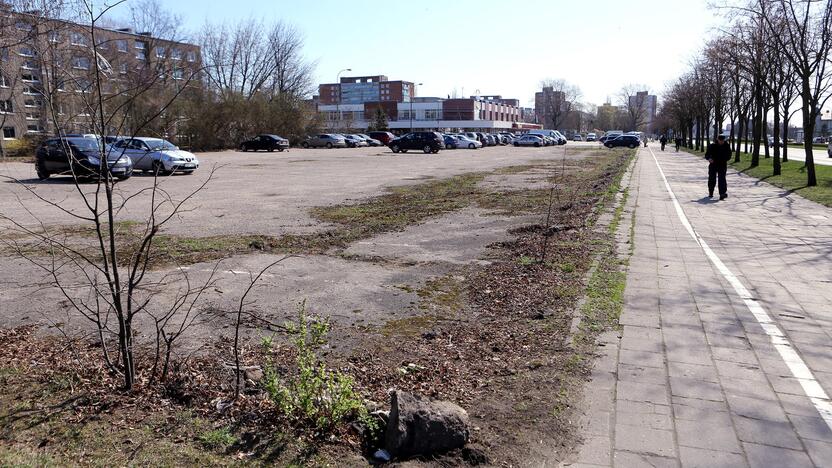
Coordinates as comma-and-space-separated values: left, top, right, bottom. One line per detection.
455, 135, 482, 149
572, 134, 583, 141
110, 137, 199, 175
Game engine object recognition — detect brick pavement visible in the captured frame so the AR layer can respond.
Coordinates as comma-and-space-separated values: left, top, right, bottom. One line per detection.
565, 147, 832, 468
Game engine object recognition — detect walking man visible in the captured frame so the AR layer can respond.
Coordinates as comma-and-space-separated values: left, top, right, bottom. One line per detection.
705, 134, 731, 200
660, 134, 667, 151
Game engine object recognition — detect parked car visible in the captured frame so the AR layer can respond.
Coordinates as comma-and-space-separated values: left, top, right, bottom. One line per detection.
357, 134, 383, 146
586, 133, 597, 142
342, 134, 369, 148
572, 134, 583, 141
456, 135, 482, 149
240, 134, 289, 152
464, 132, 480, 143
827, 140, 832, 157
553, 130, 567, 145
813, 136, 827, 144
604, 134, 640, 148
388, 131, 445, 154
35, 137, 133, 180
368, 131, 396, 144
302, 134, 347, 149
443, 134, 459, 149
766, 136, 783, 147
500, 133, 516, 144
474, 132, 488, 145
111, 137, 198, 175
513, 135, 544, 147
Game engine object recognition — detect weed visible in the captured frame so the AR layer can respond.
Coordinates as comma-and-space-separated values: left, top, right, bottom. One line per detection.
263, 302, 377, 434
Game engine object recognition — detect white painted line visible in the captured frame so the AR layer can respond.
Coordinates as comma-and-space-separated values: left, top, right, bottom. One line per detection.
647, 147, 832, 432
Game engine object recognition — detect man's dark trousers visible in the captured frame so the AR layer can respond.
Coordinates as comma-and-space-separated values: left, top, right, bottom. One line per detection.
708, 162, 727, 197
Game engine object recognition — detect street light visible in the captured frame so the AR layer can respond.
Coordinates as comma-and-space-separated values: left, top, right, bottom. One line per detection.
409, 82, 423, 132
336, 68, 351, 131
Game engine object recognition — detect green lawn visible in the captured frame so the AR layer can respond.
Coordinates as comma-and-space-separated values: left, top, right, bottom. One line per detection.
729, 154, 832, 207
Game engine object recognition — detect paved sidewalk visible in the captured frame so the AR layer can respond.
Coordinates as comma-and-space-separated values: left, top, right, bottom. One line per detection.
566, 147, 832, 468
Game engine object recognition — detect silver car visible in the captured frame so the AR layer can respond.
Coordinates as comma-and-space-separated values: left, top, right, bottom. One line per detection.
302, 134, 347, 149
110, 138, 199, 175
513, 135, 545, 147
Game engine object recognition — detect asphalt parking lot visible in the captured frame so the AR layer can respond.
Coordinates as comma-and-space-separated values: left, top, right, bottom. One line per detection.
0, 143, 597, 338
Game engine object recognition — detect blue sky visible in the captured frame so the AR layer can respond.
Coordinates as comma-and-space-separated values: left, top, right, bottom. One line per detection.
112, 0, 725, 107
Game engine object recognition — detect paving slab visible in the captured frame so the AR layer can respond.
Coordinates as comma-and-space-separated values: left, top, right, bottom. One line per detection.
569, 147, 832, 467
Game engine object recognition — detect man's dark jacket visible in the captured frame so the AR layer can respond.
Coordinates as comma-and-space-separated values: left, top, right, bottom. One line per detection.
705, 142, 731, 165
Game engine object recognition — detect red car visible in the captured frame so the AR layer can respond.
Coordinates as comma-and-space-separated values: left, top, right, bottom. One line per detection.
368, 131, 396, 145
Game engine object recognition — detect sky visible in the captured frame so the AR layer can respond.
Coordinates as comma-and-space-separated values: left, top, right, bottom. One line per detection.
110, 0, 727, 108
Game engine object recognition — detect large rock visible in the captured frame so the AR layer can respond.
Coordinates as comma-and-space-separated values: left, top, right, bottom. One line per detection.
385, 391, 470, 458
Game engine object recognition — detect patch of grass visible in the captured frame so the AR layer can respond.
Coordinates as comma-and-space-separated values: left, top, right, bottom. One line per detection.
729, 153, 832, 207
198, 427, 238, 452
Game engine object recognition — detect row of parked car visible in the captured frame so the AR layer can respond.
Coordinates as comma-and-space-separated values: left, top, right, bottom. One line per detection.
34, 134, 200, 181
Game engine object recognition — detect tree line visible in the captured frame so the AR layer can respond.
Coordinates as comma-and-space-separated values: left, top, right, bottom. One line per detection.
658, 0, 832, 187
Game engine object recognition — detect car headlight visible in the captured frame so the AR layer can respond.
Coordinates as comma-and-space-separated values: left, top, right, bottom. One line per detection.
117, 156, 130, 164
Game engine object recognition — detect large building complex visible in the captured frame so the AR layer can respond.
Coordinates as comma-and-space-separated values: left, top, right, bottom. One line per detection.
0, 6, 200, 146
315, 74, 540, 132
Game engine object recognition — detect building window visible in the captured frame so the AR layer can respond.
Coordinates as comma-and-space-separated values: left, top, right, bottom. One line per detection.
2, 127, 15, 139
0, 74, 7, 87
70, 32, 88, 46
72, 56, 90, 70
20, 73, 39, 83
27, 124, 45, 133
135, 40, 146, 50
136, 50, 147, 61
172, 68, 183, 80
0, 100, 12, 113
155, 46, 165, 58
116, 40, 128, 52
75, 78, 92, 93
48, 31, 61, 43
21, 59, 38, 70
15, 21, 32, 31
186, 51, 196, 62
171, 48, 181, 60
24, 98, 42, 107
22, 86, 40, 95
425, 110, 439, 120
120, 63, 128, 74
0, 48, 8, 61
25, 112, 40, 121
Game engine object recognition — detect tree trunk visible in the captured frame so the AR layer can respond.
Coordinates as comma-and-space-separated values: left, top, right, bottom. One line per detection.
800, 79, 817, 186
751, 98, 762, 167
735, 117, 743, 163
772, 96, 781, 176
763, 119, 770, 158
782, 115, 789, 162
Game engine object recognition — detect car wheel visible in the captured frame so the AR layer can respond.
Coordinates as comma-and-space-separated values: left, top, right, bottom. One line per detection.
605, 143, 613, 148
514, 142, 519, 147
432, 149, 439, 154
534, 142, 540, 147
301, 142, 309, 148
278, 148, 285, 152
116, 174, 131, 181
423, 145, 432, 154
469, 143, 476, 149
35, 160, 50, 180
628, 143, 636, 149
153, 161, 172, 176
326, 142, 333, 149
391, 145, 400, 153
268, 148, 274, 152
241, 145, 248, 152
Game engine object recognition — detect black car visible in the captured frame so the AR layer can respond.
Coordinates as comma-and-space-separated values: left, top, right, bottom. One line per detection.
604, 134, 640, 149
240, 134, 289, 152
388, 132, 445, 154
35, 137, 133, 181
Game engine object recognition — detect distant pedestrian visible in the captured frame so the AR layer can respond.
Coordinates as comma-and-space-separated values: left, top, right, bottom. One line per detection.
643, 134, 648, 148
675, 137, 682, 152
705, 134, 731, 200
660, 135, 667, 151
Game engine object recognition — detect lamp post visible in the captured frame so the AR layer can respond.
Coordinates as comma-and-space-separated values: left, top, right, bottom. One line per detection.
409, 82, 423, 132
336, 68, 351, 131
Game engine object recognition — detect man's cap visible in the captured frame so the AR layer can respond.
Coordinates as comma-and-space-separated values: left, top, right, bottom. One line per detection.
717, 134, 727, 140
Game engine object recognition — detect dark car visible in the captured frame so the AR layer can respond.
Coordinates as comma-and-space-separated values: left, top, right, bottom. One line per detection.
368, 131, 396, 145
443, 134, 458, 149
388, 132, 445, 154
604, 134, 640, 148
35, 137, 133, 180
240, 134, 289, 152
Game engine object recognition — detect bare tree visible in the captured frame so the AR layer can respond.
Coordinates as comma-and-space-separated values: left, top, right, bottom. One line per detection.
538, 78, 581, 130
618, 84, 651, 132
758, 0, 832, 186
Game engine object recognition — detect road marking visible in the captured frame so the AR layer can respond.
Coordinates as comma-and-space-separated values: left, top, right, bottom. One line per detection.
647, 147, 832, 431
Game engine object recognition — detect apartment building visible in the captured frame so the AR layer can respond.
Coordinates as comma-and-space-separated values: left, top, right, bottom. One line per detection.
628, 91, 658, 134
0, 6, 200, 147
319, 75, 415, 105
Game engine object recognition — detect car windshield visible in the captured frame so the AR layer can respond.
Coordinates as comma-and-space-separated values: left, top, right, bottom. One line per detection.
144, 139, 177, 151
66, 138, 101, 151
